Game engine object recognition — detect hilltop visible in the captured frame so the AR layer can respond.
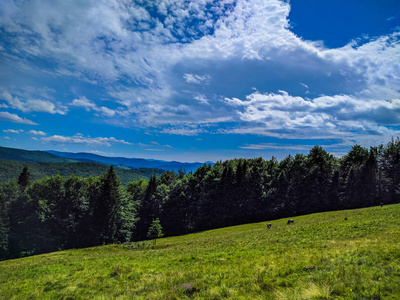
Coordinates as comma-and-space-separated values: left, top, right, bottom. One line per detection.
0, 146, 76, 163
0, 204, 399, 299
47, 150, 213, 172
0, 159, 164, 185
0, 146, 212, 172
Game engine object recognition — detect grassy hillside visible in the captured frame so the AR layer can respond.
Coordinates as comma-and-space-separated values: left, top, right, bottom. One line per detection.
0, 159, 164, 185
1, 205, 399, 299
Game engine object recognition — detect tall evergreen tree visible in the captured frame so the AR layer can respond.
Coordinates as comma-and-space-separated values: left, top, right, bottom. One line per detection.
135, 174, 159, 240
382, 138, 400, 203
91, 166, 122, 244
18, 166, 30, 188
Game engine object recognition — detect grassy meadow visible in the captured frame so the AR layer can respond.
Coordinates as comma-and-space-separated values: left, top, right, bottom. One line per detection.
1, 204, 400, 299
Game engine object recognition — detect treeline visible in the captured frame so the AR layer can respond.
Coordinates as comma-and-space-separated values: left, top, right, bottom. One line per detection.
0, 166, 137, 259
1, 139, 400, 260
0, 159, 164, 185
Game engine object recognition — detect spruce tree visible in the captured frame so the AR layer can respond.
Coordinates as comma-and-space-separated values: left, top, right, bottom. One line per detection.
91, 166, 122, 244
135, 174, 158, 240
18, 166, 30, 188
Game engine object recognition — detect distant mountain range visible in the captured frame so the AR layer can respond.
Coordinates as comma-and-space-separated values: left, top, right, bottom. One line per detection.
0, 146, 212, 172
46, 150, 212, 172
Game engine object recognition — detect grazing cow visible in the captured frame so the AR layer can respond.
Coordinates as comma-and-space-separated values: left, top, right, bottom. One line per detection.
287, 219, 294, 225
267, 223, 272, 229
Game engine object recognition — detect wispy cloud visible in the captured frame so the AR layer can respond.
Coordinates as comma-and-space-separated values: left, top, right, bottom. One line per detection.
183, 73, 211, 84
240, 143, 314, 151
71, 96, 117, 117
41, 134, 133, 146
160, 127, 204, 136
3, 129, 23, 133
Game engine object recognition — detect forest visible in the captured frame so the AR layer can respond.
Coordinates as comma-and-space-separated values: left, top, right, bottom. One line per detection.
0, 159, 164, 185
1, 139, 400, 260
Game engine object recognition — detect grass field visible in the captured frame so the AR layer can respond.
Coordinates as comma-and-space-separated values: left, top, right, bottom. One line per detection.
1, 204, 400, 299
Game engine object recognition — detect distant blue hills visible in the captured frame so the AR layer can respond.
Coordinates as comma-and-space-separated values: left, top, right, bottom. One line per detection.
46, 150, 213, 172
0, 146, 213, 173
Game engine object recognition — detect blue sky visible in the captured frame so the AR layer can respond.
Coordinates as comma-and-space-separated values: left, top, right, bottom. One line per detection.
1, 0, 399, 163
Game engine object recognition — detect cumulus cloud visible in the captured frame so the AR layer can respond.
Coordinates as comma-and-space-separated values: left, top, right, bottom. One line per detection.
0, 111, 38, 125
0, 91, 67, 114
41, 134, 133, 146
29, 130, 46, 136
71, 96, 117, 117
71, 97, 97, 111
224, 90, 400, 145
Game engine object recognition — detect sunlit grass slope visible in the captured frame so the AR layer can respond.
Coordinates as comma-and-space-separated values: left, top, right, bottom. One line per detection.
1, 204, 400, 299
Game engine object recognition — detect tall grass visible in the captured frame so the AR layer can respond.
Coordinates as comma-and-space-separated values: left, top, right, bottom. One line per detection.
1, 204, 399, 299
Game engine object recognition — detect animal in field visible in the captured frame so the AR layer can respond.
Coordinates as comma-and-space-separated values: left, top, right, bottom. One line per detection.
267, 223, 272, 229
287, 219, 294, 225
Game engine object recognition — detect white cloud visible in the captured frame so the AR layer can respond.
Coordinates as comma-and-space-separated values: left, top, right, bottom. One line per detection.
161, 127, 204, 136
99, 106, 116, 117
145, 148, 164, 152
193, 94, 210, 105
28, 130, 46, 136
0, 91, 67, 114
0, 111, 38, 125
224, 90, 400, 145
240, 143, 314, 151
300, 83, 309, 89
71, 97, 97, 111
183, 73, 211, 84
41, 134, 133, 146
3, 129, 23, 133
71, 96, 117, 117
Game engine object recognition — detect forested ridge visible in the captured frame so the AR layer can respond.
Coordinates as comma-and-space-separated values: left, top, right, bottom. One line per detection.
0, 159, 164, 185
1, 139, 400, 260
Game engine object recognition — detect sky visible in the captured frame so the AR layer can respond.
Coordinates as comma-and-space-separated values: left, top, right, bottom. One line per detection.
0, 0, 400, 163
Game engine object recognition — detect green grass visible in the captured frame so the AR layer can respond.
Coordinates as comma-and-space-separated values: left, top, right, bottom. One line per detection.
1, 204, 400, 299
